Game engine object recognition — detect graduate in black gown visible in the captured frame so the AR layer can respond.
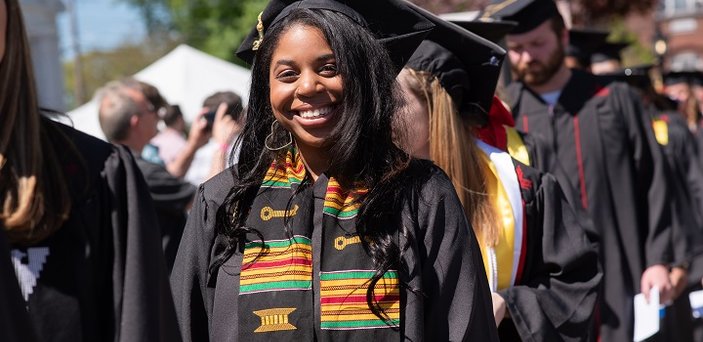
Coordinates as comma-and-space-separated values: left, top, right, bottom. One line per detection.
170, 1, 498, 341
603, 65, 703, 341
0, 1, 180, 340
397, 7, 601, 340
488, 0, 676, 340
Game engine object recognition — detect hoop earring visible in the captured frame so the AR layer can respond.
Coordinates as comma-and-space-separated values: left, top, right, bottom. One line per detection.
265, 120, 293, 151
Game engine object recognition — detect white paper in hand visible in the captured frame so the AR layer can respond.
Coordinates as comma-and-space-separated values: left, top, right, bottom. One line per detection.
633, 286, 660, 342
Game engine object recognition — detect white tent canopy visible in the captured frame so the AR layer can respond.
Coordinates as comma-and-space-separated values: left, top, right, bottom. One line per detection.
68, 44, 251, 140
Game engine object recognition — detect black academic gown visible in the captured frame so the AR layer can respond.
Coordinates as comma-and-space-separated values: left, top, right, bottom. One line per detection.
506, 70, 673, 342
7, 120, 181, 342
171, 162, 499, 342
134, 158, 196, 271
651, 111, 703, 342
494, 159, 601, 341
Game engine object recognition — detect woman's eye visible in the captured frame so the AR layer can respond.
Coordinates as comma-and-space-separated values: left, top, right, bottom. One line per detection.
320, 64, 338, 76
276, 70, 298, 81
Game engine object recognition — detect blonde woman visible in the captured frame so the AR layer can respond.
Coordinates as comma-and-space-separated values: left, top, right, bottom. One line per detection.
398, 5, 601, 341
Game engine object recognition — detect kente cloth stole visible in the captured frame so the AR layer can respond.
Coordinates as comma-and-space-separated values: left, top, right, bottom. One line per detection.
476, 140, 525, 292
237, 148, 400, 341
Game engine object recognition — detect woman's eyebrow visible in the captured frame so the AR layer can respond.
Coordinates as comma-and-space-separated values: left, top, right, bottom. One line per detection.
317, 53, 335, 62
274, 59, 296, 68
273, 53, 335, 68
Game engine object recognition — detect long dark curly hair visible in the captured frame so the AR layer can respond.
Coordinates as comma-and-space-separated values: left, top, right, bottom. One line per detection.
212, 8, 423, 323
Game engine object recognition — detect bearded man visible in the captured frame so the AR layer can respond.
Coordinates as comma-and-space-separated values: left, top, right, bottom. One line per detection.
488, 0, 676, 341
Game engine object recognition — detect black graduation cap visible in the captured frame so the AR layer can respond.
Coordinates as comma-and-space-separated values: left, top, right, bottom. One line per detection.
600, 64, 653, 90
447, 19, 517, 44
567, 28, 609, 67
404, 2, 506, 118
663, 70, 703, 86
483, 0, 561, 34
590, 41, 629, 64
235, 0, 434, 73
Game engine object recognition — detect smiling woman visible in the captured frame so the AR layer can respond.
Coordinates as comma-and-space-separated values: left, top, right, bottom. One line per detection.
170, 1, 499, 341
268, 24, 342, 177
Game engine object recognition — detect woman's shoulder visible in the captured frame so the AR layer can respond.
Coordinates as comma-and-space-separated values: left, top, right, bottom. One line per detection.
49, 119, 116, 168
199, 166, 239, 206
404, 158, 458, 200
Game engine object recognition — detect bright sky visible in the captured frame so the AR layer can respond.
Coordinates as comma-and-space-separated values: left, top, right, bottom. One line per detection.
57, 0, 147, 60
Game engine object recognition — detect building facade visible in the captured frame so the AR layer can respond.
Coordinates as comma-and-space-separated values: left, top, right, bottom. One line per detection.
657, 0, 703, 70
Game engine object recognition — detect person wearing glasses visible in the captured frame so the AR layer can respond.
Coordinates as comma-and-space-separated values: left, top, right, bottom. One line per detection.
98, 78, 197, 271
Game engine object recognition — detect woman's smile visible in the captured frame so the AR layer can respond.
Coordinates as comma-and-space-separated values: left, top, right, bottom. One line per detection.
269, 23, 343, 150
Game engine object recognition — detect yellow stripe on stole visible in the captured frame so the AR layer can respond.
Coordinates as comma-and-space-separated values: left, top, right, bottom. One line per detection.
505, 125, 531, 166
477, 152, 516, 291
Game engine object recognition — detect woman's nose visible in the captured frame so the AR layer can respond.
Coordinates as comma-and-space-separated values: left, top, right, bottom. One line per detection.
296, 71, 323, 97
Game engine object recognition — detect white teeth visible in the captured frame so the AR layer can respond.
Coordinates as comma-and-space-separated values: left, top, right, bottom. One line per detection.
299, 106, 332, 118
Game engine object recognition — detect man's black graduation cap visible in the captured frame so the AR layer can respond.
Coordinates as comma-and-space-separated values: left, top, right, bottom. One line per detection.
438, 12, 517, 43
663, 70, 703, 86
567, 28, 609, 66
483, 0, 561, 34
235, 0, 434, 73
590, 42, 629, 64
405, 2, 506, 119
448, 19, 517, 44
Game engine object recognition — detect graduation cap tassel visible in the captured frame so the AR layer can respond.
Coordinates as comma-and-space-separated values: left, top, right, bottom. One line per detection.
252, 12, 265, 51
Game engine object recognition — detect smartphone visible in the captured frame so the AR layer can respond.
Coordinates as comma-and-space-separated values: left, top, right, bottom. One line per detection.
203, 110, 217, 129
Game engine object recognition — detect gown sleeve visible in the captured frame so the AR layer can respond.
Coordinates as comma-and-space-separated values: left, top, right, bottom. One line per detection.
170, 184, 215, 342
170, 169, 235, 342
498, 172, 602, 341
410, 168, 499, 342
103, 145, 181, 342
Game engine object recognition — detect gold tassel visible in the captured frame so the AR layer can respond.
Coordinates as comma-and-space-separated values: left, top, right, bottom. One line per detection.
252, 12, 265, 51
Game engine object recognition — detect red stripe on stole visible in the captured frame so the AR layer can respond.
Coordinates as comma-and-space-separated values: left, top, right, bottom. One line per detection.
522, 115, 529, 132
242, 257, 312, 270
513, 169, 529, 285
321, 295, 400, 305
573, 116, 589, 209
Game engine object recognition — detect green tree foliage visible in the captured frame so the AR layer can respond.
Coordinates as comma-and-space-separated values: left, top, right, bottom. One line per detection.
120, 0, 267, 64
119, 0, 658, 66
63, 38, 178, 108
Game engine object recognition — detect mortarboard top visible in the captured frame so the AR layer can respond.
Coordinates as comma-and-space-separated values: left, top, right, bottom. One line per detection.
405, 2, 506, 119
483, 0, 560, 35
662, 70, 703, 86
590, 41, 630, 64
439, 11, 517, 43
235, 0, 434, 74
567, 28, 609, 64
600, 64, 653, 90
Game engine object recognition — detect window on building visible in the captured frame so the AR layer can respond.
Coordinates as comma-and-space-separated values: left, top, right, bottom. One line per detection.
663, 0, 703, 15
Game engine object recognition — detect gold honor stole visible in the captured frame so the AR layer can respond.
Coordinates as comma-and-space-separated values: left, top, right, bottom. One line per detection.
651, 117, 669, 146
239, 148, 400, 335
505, 125, 531, 166
476, 140, 526, 292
